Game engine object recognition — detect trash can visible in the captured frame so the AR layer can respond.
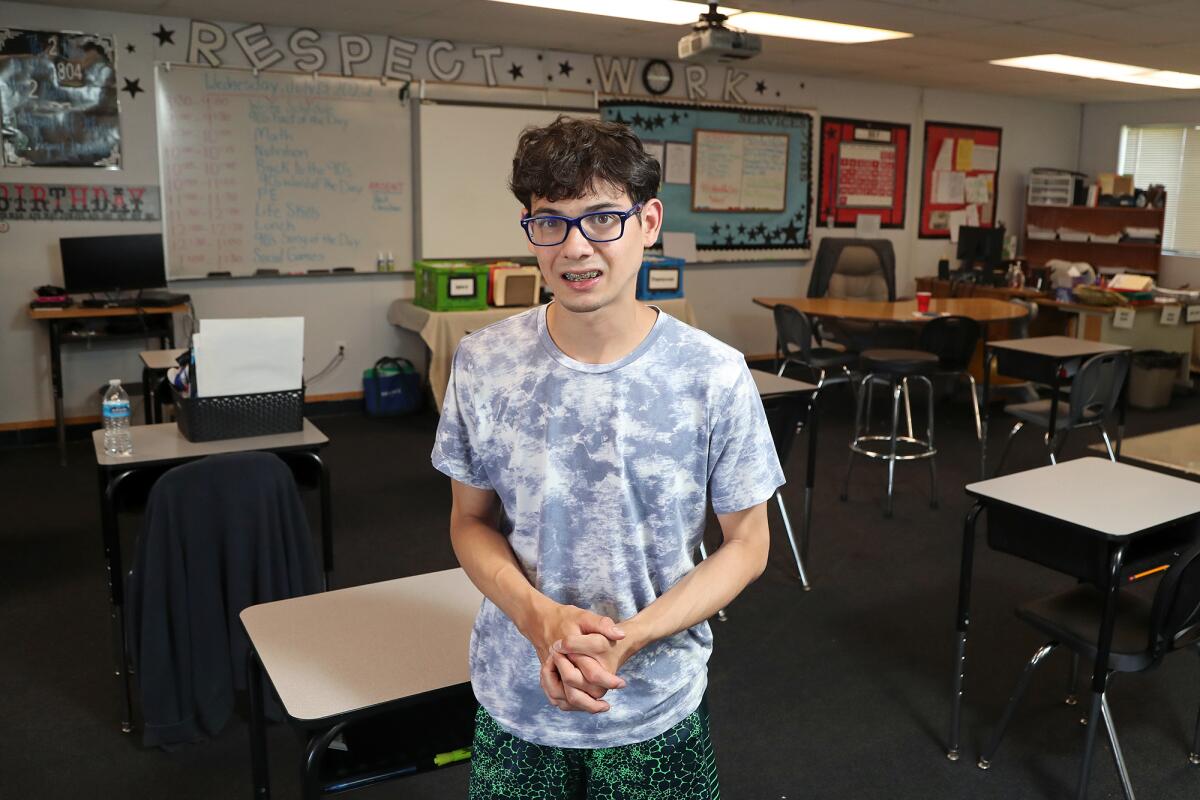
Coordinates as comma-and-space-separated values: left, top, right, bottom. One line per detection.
1128, 350, 1182, 410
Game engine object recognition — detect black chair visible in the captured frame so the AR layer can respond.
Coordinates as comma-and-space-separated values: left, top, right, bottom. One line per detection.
918, 315, 982, 440
842, 349, 939, 518
976, 538, 1200, 798
773, 305, 856, 390
995, 350, 1131, 474
807, 238, 898, 352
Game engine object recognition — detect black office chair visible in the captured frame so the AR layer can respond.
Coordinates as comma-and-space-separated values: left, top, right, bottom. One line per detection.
918, 315, 982, 440
976, 538, 1200, 798
773, 305, 856, 391
808, 238, 898, 353
994, 350, 1130, 474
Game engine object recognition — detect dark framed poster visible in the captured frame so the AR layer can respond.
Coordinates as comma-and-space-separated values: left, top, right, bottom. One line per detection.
918, 121, 1002, 238
818, 117, 908, 228
0, 28, 122, 167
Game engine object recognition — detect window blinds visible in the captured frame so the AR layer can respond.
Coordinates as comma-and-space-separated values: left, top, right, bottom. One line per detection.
1119, 124, 1200, 256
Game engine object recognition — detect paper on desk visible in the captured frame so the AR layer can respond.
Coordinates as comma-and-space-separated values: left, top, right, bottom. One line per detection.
933, 170, 965, 204
195, 317, 304, 397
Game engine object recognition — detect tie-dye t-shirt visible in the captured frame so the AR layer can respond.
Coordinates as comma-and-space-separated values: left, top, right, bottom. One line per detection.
431, 303, 784, 749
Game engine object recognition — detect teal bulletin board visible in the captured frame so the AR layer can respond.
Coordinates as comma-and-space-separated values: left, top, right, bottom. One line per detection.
600, 98, 813, 262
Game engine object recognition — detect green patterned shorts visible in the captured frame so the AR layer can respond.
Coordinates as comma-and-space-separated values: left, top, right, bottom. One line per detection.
467, 701, 720, 800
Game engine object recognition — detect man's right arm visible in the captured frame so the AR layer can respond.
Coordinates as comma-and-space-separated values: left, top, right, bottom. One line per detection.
448, 479, 625, 712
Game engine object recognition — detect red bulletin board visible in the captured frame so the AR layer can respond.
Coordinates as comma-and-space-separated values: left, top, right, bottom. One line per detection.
818, 117, 908, 228
919, 121, 1002, 238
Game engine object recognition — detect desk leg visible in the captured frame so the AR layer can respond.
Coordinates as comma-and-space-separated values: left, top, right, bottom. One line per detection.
301, 452, 333, 589
1116, 354, 1128, 459
100, 468, 136, 733
142, 365, 154, 425
303, 721, 348, 800
949, 503, 984, 761
980, 350, 994, 480
1074, 545, 1126, 800
801, 390, 820, 581
50, 320, 67, 466
1047, 367, 1062, 455
248, 649, 271, 799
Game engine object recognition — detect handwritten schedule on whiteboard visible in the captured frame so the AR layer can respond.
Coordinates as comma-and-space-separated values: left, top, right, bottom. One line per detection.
692, 130, 788, 212
155, 66, 412, 277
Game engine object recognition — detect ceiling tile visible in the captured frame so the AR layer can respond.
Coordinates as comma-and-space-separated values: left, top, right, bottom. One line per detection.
1029, 9, 1200, 45
871, 0, 1104, 24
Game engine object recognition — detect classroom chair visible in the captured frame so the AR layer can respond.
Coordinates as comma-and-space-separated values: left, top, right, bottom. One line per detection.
975, 538, 1200, 799
917, 315, 982, 440
772, 304, 856, 391
806, 238, 901, 353
994, 350, 1130, 474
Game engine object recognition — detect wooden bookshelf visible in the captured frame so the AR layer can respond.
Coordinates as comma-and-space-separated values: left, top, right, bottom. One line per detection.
1022, 204, 1166, 273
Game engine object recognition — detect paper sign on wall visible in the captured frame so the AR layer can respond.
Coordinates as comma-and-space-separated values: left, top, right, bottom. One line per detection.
1161, 305, 1182, 326
1113, 307, 1136, 329
1188, 304, 1200, 323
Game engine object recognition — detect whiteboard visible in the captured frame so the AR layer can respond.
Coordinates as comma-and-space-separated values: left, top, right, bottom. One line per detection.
155, 65, 412, 278
416, 102, 598, 260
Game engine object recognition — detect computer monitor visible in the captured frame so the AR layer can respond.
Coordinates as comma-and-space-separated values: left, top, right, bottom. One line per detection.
955, 225, 1004, 268
59, 234, 167, 294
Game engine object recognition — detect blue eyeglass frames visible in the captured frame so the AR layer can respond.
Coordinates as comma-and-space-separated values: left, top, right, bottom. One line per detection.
520, 204, 643, 246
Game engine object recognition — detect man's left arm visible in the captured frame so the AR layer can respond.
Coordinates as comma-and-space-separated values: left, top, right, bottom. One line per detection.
548, 501, 769, 680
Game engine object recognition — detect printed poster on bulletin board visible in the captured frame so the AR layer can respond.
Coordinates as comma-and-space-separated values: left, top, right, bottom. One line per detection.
0, 28, 122, 167
918, 121, 1001, 239
818, 117, 909, 228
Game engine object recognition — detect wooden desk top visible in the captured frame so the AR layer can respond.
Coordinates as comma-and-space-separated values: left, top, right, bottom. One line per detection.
1091, 424, 1200, 479
93, 419, 327, 468
241, 568, 482, 721
751, 369, 816, 397
753, 296, 1027, 324
966, 457, 1200, 538
29, 304, 188, 320
139, 348, 188, 370
987, 335, 1129, 358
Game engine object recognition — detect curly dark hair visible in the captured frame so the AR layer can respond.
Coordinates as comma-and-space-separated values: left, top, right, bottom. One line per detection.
509, 116, 661, 210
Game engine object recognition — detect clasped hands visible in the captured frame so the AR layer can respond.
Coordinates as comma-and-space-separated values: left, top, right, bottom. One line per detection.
530, 603, 638, 714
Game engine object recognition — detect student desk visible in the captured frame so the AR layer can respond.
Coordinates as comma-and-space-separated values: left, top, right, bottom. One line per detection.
29, 304, 186, 465
387, 299, 698, 410
242, 568, 482, 799
138, 348, 186, 424
1091, 423, 1200, 480
751, 370, 819, 588
980, 336, 1130, 477
93, 420, 332, 733
949, 458, 1200, 798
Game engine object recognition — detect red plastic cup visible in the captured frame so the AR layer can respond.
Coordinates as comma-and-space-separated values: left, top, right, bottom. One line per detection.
916, 291, 932, 313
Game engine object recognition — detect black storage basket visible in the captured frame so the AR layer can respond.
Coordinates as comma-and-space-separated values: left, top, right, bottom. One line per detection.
172, 384, 304, 442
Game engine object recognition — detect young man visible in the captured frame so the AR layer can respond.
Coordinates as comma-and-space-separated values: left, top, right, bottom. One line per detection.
431, 116, 783, 798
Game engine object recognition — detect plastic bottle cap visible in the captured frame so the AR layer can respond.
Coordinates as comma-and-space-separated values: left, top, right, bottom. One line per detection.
109, 379, 120, 385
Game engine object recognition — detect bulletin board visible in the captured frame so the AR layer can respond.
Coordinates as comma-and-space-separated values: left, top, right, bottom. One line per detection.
918, 121, 1002, 239
600, 98, 813, 262
817, 117, 909, 228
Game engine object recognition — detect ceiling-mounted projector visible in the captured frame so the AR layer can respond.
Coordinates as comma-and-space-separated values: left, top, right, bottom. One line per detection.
678, 2, 762, 62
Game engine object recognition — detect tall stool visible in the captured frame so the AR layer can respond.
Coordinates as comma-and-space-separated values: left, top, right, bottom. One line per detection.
842, 349, 939, 517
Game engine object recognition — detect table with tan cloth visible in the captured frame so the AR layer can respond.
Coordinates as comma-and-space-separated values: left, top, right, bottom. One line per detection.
388, 298, 699, 410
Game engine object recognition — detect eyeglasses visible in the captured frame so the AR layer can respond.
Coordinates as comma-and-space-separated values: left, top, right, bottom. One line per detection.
520, 204, 642, 246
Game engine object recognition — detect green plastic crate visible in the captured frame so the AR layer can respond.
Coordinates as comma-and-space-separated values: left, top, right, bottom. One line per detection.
413, 260, 490, 311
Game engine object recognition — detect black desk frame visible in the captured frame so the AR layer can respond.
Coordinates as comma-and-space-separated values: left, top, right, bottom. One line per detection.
979, 343, 1128, 478
42, 309, 177, 465
948, 498, 1197, 799
98, 446, 333, 734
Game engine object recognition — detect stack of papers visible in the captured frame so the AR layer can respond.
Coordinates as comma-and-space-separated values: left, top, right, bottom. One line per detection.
1027, 224, 1056, 240
1124, 226, 1161, 241
1089, 232, 1122, 244
193, 317, 305, 398
1057, 228, 1090, 242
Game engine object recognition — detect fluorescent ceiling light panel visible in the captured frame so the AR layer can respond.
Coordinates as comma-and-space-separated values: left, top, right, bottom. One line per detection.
991, 54, 1200, 90
486, 0, 739, 26
728, 12, 911, 43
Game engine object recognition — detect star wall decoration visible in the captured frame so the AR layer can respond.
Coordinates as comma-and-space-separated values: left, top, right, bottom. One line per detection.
754, 80, 767, 94
508, 63, 524, 80
670, 112, 681, 124
125, 43, 135, 54
152, 24, 174, 46
122, 78, 143, 98
559, 60, 573, 77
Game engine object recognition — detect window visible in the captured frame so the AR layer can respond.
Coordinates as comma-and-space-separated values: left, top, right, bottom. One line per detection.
1119, 124, 1200, 257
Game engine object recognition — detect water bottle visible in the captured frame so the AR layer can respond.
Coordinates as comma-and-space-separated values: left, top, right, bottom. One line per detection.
102, 379, 133, 456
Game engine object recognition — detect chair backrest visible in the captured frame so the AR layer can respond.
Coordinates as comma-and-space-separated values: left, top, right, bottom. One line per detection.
808, 238, 896, 302
918, 315, 981, 371
1068, 351, 1130, 424
773, 305, 815, 360
1149, 536, 1200, 660
1008, 298, 1037, 339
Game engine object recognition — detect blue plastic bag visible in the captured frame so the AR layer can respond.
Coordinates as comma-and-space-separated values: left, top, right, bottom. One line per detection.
363, 357, 422, 416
